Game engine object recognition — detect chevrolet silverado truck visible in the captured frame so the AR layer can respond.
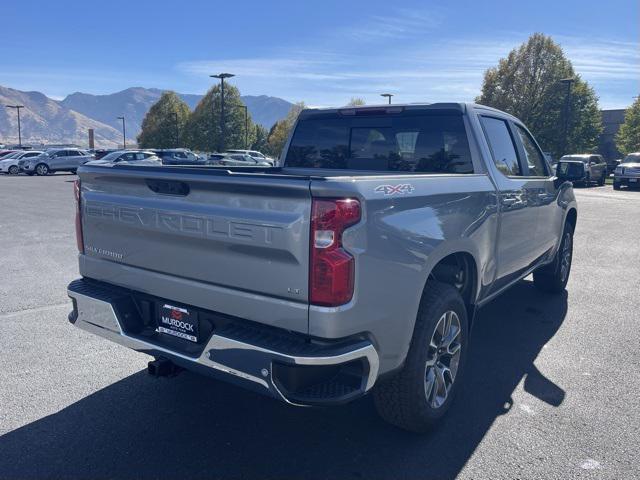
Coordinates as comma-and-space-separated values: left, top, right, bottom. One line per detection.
67, 103, 577, 432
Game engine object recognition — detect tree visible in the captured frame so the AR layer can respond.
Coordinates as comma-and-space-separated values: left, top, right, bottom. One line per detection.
616, 96, 640, 155
137, 91, 191, 149
266, 102, 306, 158
251, 124, 269, 153
347, 97, 366, 106
183, 84, 256, 152
477, 33, 602, 158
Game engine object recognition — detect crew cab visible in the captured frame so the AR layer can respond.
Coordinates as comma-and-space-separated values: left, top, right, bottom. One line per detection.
67, 103, 577, 432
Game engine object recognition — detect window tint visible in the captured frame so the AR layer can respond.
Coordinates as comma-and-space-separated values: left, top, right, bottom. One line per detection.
515, 125, 547, 176
286, 113, 473, 173
67, 150, 81, 157
480, 117, 521, 176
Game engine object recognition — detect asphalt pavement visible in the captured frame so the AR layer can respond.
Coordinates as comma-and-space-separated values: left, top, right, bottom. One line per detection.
0, 174, 638, 479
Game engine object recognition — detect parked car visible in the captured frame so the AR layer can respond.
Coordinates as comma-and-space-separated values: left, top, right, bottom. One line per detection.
19, 148, 94, 175
606, 158, 622, 174
613, 153, 640, 190
207, 153, 272, 167
68, 102, 577, 433
93, 149, 119, 160
152, 149, 203, 166
0, 150, 44, 174
225, 149, 275, 165
0, 150, 19, 159
85, 150, 161, 167
558, 154, 607, 186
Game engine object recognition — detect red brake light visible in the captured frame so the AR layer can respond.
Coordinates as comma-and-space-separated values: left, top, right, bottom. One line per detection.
310, 198, 361, 306
74, 179, 84, 253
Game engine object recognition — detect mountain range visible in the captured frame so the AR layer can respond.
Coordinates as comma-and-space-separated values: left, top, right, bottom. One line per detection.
0, 85, 293, 148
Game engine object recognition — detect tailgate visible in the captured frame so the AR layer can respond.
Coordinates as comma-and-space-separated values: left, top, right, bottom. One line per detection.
78, 167, 312, 329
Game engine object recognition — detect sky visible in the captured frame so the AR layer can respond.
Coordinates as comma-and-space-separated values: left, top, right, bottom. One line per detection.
1, 0, 638, 109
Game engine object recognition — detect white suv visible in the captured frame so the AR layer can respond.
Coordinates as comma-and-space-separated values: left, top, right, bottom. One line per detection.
20, 148, 94, 176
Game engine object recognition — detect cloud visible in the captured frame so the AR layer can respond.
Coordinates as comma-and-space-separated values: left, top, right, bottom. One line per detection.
31, 6, 634, 109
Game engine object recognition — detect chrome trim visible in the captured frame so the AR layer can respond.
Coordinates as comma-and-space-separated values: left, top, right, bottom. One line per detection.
68, 286, 379, 403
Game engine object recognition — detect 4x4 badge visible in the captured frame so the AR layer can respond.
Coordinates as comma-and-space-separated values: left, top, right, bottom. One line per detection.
374, 184, 415, 196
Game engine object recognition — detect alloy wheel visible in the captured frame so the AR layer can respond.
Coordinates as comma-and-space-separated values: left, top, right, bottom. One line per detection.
559, 232, 572, 282
36, 164, 48, 176
424, 310, 462, 409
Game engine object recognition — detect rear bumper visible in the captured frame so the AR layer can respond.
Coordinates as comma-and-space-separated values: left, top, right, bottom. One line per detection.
67, 278, 379, 406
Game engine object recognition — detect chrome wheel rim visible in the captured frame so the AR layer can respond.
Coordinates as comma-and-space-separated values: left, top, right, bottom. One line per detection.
424, 310, 462, 409
37, 165, 47, 175
559, 232, 572, 282
9, 166, 18, 174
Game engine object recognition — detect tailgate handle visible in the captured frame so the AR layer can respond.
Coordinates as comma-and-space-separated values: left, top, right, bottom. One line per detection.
146, 179, 190, 196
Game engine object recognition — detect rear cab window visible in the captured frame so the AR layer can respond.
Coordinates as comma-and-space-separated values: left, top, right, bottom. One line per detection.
285, 109, 474, 174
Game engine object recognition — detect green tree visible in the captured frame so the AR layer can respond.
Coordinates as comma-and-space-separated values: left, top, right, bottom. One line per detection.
251, 124, 269, 153
266, 102, 306, 158
137, 91, 191, 149
347, 97, 366, 106
616, 96, 640, 155
477, 33, 602, 158
183, 84, 256, 152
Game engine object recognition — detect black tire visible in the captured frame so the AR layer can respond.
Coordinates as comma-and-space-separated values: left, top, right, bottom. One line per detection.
598, 173, 605, 186
8, 165, 19, 175
533, 221, 574, 293
374, 281, 468, 432
35, 163, 49, 176
613, 182, 621, 190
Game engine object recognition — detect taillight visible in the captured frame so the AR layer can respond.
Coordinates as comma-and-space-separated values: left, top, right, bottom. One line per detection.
74, 179, 84, 253
310, 198, 361, 306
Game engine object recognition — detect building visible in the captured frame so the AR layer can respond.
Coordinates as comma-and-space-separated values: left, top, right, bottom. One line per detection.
598, 109, 626, 161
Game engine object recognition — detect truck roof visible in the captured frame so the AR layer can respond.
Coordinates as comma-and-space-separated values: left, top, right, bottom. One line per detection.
299, 102, 521, 123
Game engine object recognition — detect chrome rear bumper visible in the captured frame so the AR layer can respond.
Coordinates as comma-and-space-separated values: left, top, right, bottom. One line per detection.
68, 278, 379, 406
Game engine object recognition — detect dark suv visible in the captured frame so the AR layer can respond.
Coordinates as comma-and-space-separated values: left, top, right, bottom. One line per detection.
152, 149, 203, 166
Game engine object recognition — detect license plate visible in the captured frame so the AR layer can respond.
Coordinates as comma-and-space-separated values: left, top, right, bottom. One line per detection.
157, 304, 199, 342
629, 178, 638, 183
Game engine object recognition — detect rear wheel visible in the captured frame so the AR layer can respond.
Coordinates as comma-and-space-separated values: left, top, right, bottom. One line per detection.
373, 281, 468, 432
8, 165, 19, 175
35, 163, 49, 176
533, 221, 574, 293
613, 182, 621, 190
598, 172, 606, 186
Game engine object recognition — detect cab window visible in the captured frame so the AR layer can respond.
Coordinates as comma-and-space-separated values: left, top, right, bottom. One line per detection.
480, 116, 521, 176
515, 125, 548, 177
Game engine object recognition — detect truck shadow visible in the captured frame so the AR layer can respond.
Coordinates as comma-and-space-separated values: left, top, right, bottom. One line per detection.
0, 280, 567, 480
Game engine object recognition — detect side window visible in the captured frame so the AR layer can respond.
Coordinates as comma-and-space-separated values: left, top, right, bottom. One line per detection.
67, 150, 80, 157
480, 117, 521, 176
515, 125, 548, 177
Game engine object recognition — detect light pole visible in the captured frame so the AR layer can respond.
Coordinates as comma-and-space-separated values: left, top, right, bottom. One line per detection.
171, 112, 179, 148
560, 78, 575, 156
5, 105, 24, 147
380, 93, 393, 104
210, 73, 235, 152
117, 116, 126, 149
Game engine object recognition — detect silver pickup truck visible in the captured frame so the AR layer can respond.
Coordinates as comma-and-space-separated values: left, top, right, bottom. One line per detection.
67, 103, 577, 432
